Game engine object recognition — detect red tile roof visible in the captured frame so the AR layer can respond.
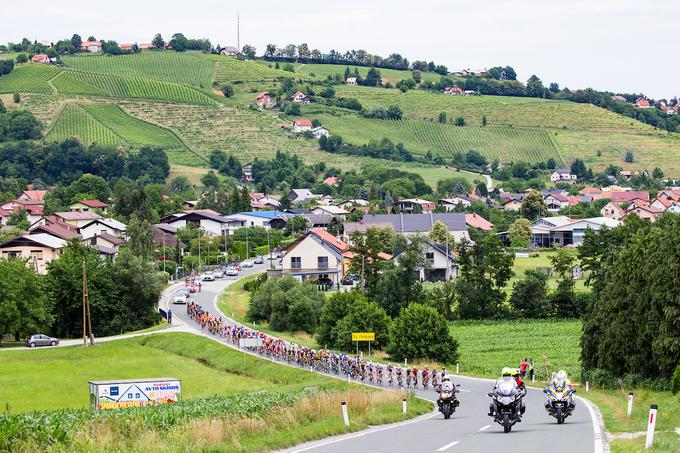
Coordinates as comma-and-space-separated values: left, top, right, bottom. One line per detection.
323, 176, 338, 186
311, 227, 348, 252
294, 119, 312, 127
78, 199, 109, 208
609, 191, 650, 203
20, 190, 48, 201
465, 213, 494, 231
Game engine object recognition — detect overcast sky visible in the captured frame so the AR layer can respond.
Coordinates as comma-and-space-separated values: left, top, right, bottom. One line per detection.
3, 0, 678, 98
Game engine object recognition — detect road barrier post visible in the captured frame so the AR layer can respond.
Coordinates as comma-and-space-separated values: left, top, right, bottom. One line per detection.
347, 373, 351, 383
585, 381, 590, 392
402, 398, 407, 415
456, 363, 459, 374
645, 405, 657, 449
341, 401, 350, 426
627, 392, 634, 417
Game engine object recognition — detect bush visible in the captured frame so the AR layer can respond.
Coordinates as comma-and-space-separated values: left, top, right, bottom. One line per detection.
387, 303, 459, 363
220, 84, 234, 97
673, 365, 680, 395
13, 93, 20, 103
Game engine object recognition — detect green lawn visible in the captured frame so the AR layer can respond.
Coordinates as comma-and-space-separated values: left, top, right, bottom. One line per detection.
392, 164, 484, 188
62, 51, 215, 89
0, 332, 332, 412
449, 319, 582, 380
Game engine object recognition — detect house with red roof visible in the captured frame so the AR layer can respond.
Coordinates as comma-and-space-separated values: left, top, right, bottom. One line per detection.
608, 190, 650, 205
544, 193, 570, 212
290, 91, 311, 105
255, 92, 275, 108
442, 85, 464, 95
69, 199, 110, 214
600, 201, 626, 220
465, 213, 494, 231
292, 119, 313, 133
323, 176, 339, 187
31, 54, 51, 64
80, 40, 102, 53
635, 97, 651, 109
625, 205, 663, 222
18, 190, 48, 202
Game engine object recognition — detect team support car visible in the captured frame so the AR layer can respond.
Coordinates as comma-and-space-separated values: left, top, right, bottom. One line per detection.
254, 255, 264, 264
26, 334, 59, 348
173, 290, 189, 304
202, 271, 216, 281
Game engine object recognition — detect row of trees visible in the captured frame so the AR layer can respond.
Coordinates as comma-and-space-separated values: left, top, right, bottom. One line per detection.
0, 241, 163, 341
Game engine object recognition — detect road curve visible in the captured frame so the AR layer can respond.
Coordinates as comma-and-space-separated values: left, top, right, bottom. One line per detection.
168, 266, 602, 453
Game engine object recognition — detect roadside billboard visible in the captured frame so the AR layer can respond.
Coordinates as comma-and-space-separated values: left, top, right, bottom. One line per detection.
89, 378, 181, 410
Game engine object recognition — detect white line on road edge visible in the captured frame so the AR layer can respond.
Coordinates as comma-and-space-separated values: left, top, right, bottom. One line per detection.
436, 440, 460, 451
577, 396, 605, 453
287, 411, 439, 453
478, 424, 491, 431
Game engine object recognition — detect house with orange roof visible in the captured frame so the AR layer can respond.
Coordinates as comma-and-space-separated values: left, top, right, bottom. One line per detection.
465, 213, 494, 231
649, 197, 673, 211
31, 54, 51, 64
18, 190, 48, 202
600, 202, 626, 220
255, 92, 275, 108
292, 119, 313, 133
625, 205, 663, 222
280, 228, 350, 286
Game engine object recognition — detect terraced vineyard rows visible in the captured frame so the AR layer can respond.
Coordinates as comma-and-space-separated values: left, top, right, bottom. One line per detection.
81, 103, 185, 149
0, 63, 61, 94
62, 51, 215, 88
45, 103, 119, 145
315, 113, 563, 164
294, 63, 446, 85
333, 86, 656, 132
207, 55, 308, 92
52, 70, 215, 104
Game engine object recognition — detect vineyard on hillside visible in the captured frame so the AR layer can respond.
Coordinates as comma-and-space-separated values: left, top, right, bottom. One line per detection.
314, 114, 563, 164
294, 63, 445, 85
45, 103, 120, 145
208, 55, 308, 91
62, 51, 215, 89
81, 103, 185, 149
333, 86, 656, 132
52, 71, 215, 104
0, 63, 61, 94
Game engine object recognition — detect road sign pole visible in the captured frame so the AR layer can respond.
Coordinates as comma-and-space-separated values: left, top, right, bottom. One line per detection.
627, 392, 634, 417
645, 405, 657, 449
368, 341, 371, 357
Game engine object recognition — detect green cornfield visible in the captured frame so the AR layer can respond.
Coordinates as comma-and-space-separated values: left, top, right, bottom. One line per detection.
0, 63, 61, 94
52, 70, 215, 105
45, 103, 119, 145
62, 51, 215, 88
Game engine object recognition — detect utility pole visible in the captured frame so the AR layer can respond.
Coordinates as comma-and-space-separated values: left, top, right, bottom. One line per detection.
197, 228, 201, 273
83, 260, 94, 346
246, 225, 250, 259
162, 231, 166, 273
237, 12, 240, 53
267, 228, 272, 269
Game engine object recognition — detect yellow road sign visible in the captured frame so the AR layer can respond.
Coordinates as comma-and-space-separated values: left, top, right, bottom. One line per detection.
352, 332, 375, 342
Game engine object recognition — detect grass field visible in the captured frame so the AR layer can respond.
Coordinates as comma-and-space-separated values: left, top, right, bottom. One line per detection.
62, 51, 215, 89
391, 164, 485, 187
0, 63, 61, 94
294, 63, 447, 85
52, 70, 215, 104
45, 103, 120, 145
81, 103, 185, 148
314, 112, 562, 164
449, 319, 582, 380
506, 249, 587, 292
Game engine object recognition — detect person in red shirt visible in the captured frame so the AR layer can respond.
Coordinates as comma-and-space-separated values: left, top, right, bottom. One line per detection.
519, 358, 529, 378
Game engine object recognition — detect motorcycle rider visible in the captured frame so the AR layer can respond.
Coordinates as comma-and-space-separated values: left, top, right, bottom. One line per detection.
437, 375, 459, 409
488, 367, 524, 417
545, 370, 575, 410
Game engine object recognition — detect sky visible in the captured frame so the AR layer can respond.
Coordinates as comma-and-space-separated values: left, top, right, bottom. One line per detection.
2, 0, 678, 99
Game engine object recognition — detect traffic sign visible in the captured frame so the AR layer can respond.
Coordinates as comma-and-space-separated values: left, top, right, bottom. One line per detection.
352, 332, 375, 342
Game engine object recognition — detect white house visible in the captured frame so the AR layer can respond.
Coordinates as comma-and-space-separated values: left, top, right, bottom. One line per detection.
281, 228, 348, 285
334, 199, 369, 210
289, 189, 319, 204
550, 168, 577, 182
160, 211, 230, 237
440, 196, 473, 211
78, 218, 127, 240
311, 205, 348, 219
543, 194, 570, 213
346, 77, 357, 86
290, 91, 311, 104
222, 211, 294, 231
311, 126, 330, 138
395, 198, 436, 214
292, 119, 313, 133
392, 239, 457, 282
600, 202, 625, 220
219, 46, 239, 56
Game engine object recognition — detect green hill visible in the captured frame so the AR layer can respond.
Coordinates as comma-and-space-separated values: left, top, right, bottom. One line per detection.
292, 63, 444, 85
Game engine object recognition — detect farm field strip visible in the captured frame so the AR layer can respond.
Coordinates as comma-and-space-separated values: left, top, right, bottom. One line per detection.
62, 51, 215, 88
0, 63, 62, 94
44, 103, 120, 145
314, 113, 563, 164
52, 70, 215, 104
81, 103, 185, 148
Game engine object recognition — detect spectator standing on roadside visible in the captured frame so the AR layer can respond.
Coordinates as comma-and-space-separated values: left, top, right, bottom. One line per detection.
167, 309, 173, 324
529, 357, 535, 381
519, 358, 529, 378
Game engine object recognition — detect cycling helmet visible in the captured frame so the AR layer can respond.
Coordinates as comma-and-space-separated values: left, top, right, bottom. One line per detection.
502, 367, 513, 376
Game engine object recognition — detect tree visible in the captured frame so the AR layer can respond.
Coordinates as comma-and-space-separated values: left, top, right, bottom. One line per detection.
362, 67, 381, 87
482, 115, 487, 127
509, 269, 549, 318
201, 170, 220, 189
15, 54, 28, 64
424, 280, 456, 320
170, 176, 191, 195
438, 112, 447, 124
570, 158, 587, 179
316, 291, 356, 348
127, 214, 155, 260
65, 174, 110, 203
429, 220, 452, 244
520, 190, 546, 220
526, 75, 546, 98
652, 167, 664, 180
70, 34, 82, 49
455, 117, 465, 126
333, 297, 391, 351
0, 259, 51, 341
283, 216, 308, 236
455, 234, 514, 319
624, 151, 634, 163
548, 250, 578, 317
437, 177, 471, 196
152, 33, 165, 49
7, 209, 29, 230
387, 304, 459, 363
347, 227, 395, 292
241, 44, 256, 59
508, 218, 531, 248
169, 33, 189, 52
264, 44, 277, 59
0, 60, 13, 76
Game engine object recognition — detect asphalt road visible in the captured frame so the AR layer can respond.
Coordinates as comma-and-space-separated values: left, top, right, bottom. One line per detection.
168, 264, 602, 453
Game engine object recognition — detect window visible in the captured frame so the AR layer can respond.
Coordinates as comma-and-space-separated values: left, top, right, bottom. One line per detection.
30, 250, 43, 261
317, 256, 329, 269
425, 252, 434, 265
291, 257, 301, 269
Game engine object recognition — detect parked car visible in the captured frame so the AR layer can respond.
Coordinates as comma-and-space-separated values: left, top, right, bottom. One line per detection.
173, 291, 188, 304
242, 260, 254, 268
202, 271, 215, 281
26, 334, 59, 348
254, 255, 264, 264
225, 267, 239, 276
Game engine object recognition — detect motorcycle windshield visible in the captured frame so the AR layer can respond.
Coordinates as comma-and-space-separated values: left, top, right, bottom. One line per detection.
496, 380, 517, 396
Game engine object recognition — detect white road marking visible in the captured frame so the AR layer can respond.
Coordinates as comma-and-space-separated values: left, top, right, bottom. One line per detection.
436, 440, 460, 451
577, 396, 605, 453
479, 424, 491, 431
458, 389, 471, 393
